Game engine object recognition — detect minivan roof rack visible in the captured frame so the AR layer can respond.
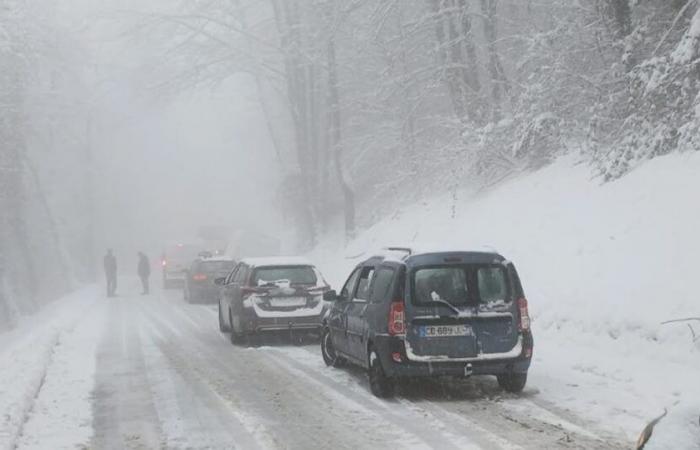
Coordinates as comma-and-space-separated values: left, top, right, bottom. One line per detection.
384, 246, 412, 255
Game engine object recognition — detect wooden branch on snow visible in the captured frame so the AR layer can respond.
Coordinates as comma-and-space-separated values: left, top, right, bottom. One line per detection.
661, 317, 700, 343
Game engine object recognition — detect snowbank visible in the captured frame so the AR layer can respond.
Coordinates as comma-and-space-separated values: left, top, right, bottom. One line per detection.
0, 286, 99, 450
309, 152, 700, 445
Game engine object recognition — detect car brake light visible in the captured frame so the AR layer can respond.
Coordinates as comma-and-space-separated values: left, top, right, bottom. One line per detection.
192, 273, 207, 281
518, 297, 531, 331
388, 299, 406, 336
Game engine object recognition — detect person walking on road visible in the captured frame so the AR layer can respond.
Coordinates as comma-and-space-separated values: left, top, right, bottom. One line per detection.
137, 251, 151, 295
104, 249, 117, 297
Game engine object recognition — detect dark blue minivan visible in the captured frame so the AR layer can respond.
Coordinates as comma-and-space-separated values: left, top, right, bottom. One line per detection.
321, 249, 533, 397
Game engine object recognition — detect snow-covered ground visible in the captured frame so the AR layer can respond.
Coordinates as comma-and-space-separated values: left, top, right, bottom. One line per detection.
0, 284, 629, 449
0, 152, 698, 449
0, 286, 100, 450
309, 151, 700, 448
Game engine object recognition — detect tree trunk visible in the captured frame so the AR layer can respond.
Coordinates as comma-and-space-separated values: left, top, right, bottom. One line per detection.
480, 0, 508, 121
429, 0, 467, 121
609, 0, 632, 39
428, 0, 482, 124
326, 31, 355, 240
270, 0, 317, 249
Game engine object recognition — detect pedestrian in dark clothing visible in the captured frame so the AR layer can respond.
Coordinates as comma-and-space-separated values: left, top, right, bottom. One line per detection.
104, 249, 117, 297
137, 252, 151, 295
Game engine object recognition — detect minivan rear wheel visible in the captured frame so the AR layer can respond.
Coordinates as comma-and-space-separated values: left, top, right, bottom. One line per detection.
497, 372, 527, 393
321, 327, 345, 368
218, 303, 229, 332
229, 312, 244, 345
368, 348, 394, 398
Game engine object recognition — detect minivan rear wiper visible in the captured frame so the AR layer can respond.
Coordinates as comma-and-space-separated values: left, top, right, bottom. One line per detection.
425, 299, 462, 315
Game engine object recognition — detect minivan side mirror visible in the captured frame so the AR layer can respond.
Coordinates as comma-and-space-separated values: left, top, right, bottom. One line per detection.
323, 290, 339, 301
214, 277, 226, 286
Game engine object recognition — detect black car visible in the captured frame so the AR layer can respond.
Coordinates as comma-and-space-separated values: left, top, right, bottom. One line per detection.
216, 257, 330, 344
184, 257, 236, 303
321, 249, 533, 398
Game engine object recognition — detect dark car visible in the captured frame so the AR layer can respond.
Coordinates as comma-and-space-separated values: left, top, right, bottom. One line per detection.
216, 257, 330, 344
184, 257, 236, 304
320, 248, 533, 398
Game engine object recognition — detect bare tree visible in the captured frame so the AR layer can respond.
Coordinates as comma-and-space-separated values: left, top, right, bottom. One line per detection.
325, 1, 355, 240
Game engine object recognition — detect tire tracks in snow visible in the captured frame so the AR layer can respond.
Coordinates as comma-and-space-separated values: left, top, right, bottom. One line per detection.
279, 346, 629, 449
127, 292, 630, 449
140, 308, 275, 449
261, 347, 495, 450
138, 298, 431, 449
1, 289, 100, 450
6, 334, 58, 450
90, 298, 164, 450
406, 378, 628, 449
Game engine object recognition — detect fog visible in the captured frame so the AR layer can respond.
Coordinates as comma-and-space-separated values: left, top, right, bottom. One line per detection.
3, 0, 700, 308
92, 78, 281, 253
74, 1, 283, 260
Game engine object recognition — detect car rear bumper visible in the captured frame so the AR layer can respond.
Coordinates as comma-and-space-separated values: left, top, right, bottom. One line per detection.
164, 269, 185, 278
239, 313, 323, 333
373, 333, 533, 378
163, 271, 185, 285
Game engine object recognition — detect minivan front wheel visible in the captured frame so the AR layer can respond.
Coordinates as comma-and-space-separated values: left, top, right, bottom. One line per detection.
321, 327, 345, 368
497, 372, 527, 393
368, 348, 394, 398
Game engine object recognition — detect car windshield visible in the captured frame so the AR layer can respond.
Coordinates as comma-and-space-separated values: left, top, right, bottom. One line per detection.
252, 266, 317, 285
412, 265, 510, 306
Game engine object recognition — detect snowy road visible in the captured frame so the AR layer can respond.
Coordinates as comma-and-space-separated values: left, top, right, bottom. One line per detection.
4, 282, 632, 449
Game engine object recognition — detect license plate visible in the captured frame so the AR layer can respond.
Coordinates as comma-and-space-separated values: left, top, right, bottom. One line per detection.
418, 325, 471, 337
269, 297, 307, 307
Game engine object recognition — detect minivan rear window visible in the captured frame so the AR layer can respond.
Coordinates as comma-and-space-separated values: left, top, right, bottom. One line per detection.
477, 267, 508, 304
252, 266, 317, 286
412, 265, 510, 306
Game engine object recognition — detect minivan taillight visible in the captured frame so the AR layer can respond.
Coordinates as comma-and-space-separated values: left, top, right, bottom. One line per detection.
518, 297, 531, 331
388, 300, 406, 336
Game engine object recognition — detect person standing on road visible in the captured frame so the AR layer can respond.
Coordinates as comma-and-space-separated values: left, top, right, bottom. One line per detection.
104, 249, 117, 297
137, 251, 151, 295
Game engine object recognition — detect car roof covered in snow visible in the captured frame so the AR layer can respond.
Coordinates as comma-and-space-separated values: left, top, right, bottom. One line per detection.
198, 255, 235, 262
367, 248, 506, 266
240, 256, 315, 267
405, 251, 505, 267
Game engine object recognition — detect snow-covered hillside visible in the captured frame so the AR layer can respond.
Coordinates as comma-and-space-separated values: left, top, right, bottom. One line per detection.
310, 151, 700, 447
